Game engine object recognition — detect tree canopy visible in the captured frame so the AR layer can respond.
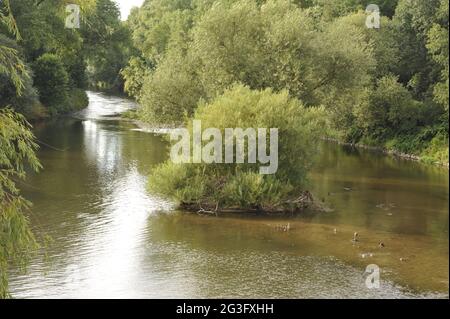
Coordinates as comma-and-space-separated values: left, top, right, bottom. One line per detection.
123, 0, 448, 163
1, 0, 41, 298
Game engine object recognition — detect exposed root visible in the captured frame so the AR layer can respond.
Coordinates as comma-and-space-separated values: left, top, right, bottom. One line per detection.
179, 190, 330, 215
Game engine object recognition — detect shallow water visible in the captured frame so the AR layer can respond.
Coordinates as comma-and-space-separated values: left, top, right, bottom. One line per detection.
8, 92, 449, 298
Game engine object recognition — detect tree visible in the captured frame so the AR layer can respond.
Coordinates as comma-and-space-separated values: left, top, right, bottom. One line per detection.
392, 0, 442, 98
149, 84, 328, 212
125, 0, 448, 161
139, 48, 205, 124
120, 56, 150, 99
190, 0, 375, 132
191, 0, 266, 97
6, 0, 89, 115
130, 0, 194, 65
0, 0, 28, 96
354, 75, 425, 141
32, 53, 69, 114
426, 0, 449, 111
81, 0, 132, 91
0, 34, 41, 117
337, 12, 400, 79
0, 109, 41, 298
137, 0, 375, 125
0, 0, 41, 298
308, 0, 399, 18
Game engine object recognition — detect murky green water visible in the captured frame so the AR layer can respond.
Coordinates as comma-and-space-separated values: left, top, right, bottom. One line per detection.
8, 92, 449, 298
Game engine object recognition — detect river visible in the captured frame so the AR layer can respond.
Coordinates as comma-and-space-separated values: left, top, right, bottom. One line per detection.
8, 92, 449, 298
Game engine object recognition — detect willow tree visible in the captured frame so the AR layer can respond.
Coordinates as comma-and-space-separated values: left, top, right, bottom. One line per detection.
0, 0, 41, 298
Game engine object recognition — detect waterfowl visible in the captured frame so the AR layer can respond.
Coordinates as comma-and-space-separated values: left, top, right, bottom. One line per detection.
275, 223, 291, 232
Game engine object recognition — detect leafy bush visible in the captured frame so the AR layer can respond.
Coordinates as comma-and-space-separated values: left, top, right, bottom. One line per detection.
354, 75, 425, 140
67, 88, 89, 112
0, 71, 41, 118
121, 56, 151, 99
128, 0, 448, 163
136, 0, 376, 127
148, 84, 328, 212
420, 132, 449, 164
32, 53, 69, 113
139, 49, 205, 124
0, 108, 41, 298
121, 109, 140, 120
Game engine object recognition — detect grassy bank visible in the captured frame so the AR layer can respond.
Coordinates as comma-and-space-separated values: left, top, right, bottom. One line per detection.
325, 132, 449, 168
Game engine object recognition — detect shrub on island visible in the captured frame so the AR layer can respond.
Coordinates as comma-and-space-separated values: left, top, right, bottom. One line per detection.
148, 84, 328, 214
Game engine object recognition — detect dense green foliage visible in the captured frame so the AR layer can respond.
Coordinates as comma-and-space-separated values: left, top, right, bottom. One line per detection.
124, 0, 448, 164
81, 0, 133, 92
2, 0, 82, 117
0, 108, 41, 298
32, 53, 70, 113
1, 0, 131, 118
0, 0, 41, 298
149, 85, 327, 212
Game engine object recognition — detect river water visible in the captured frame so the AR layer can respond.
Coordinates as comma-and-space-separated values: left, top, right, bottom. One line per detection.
8, 92, 449, 298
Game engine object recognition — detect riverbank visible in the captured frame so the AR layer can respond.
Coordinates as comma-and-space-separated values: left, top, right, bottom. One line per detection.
323, 137, 449, 169
123, 111, 449, 169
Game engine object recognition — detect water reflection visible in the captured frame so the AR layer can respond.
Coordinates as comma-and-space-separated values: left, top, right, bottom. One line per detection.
307, 144, 449, 238
82, 120, 122, 176
77, 91, 137, 119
